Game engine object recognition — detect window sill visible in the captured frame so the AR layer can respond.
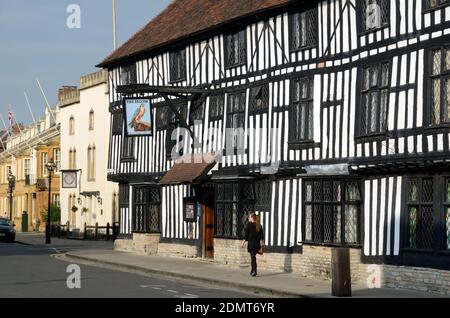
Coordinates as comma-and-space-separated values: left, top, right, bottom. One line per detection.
289, 44, 318, 54
221, 149, 249, 156
355, 133, 388, 143
288, 140, 318, 150
358, 24, 390, 37
249, 108, 269, 116
168, 78, 186, 85
121, 157, 136, 162
301, 241, 362, 249
224, 62, 247, 70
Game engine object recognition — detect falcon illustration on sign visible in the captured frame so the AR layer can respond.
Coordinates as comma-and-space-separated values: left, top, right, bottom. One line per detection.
124, 98, 153, 135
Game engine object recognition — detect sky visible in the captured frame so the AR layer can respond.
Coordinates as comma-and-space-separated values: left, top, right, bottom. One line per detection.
0, 0, 171, 126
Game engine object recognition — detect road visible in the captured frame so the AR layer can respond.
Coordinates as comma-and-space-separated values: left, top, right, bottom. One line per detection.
0, 234, 257, 298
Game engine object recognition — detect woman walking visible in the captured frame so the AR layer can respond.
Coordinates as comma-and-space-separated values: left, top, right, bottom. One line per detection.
241, 213, 264, 276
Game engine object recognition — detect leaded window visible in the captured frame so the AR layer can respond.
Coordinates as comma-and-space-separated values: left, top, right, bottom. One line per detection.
132, 186, 161, 233
254, 181, 272, 212
215, 182, 255, 239
119, 184, 129, 209
426, 0, 450, 10
444, 179, 450, 249
121, 136, 135, 159
156, 105, 170, 130
406, 178, 434, 249
289, 7, 318, 51
405, 176, 450, 252
290, 77, 314, 142
169, 49, 186, 83
166, 101, 187, 161
209, 95, 225, 121
189, 99, 205, 125
361, 0, 389, 32
224, 30, 246, 68
429, 47, 450, 125
112, 112, 123, 135
304, 180, 361, 245
360, 62, 390, 135
225, 92, 246, 153
120, 64, 137, 85
249, 84, 269, 114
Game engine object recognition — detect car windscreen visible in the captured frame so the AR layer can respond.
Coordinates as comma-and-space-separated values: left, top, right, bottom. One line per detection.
0, 219, 11, 226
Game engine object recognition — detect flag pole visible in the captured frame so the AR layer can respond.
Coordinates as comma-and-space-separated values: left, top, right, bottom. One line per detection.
24, 92, 46, 144
36, 78, 57, 125
24, 92, 37, 123
113, 0, 117, 50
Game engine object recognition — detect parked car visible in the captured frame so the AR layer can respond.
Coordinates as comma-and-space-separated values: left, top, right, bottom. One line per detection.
0, 218, 16, 242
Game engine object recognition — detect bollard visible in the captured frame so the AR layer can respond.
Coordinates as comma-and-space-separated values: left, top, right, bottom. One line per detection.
331, 247, 352, 297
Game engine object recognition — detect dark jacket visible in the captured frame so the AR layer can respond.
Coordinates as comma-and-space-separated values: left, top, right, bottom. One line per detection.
244, 222, 264, 252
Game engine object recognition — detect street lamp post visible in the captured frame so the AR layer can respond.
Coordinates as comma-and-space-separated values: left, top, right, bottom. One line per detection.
7, 172, 15, 223
45, 159, 57, 244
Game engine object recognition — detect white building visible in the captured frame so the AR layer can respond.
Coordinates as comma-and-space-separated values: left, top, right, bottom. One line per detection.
60, 70, 118, 232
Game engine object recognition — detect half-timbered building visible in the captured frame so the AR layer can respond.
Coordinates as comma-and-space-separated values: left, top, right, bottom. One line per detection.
98, 0, 450, 293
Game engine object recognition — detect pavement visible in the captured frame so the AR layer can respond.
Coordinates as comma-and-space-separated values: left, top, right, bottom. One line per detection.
13, 233, 448, 298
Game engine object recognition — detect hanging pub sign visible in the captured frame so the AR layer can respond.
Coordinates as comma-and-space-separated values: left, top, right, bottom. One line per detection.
61, 170, 78, 188
123, 97, 153, 136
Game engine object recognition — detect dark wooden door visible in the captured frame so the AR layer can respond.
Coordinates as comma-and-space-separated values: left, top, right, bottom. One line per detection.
204, 193, 215, 258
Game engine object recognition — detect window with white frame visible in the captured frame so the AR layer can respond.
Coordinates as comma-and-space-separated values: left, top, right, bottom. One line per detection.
42, 153, 48, 177
53, 194, 60, 207
24, 159, 31, 181
53, 149, 61, 173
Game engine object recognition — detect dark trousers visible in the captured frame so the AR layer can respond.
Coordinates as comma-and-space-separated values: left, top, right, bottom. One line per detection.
249, 251, 257, 274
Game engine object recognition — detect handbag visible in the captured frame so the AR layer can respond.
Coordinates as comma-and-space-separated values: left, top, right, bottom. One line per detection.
257, 245, 265, 255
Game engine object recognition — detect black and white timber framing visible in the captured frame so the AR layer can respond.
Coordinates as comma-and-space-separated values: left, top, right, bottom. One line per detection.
102, 0, 450, 270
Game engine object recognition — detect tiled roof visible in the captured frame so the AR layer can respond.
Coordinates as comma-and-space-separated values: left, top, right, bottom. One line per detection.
98, 0, 293, 67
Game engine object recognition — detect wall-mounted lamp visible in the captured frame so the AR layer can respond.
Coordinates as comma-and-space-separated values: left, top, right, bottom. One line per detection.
97, 196, 102, 205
